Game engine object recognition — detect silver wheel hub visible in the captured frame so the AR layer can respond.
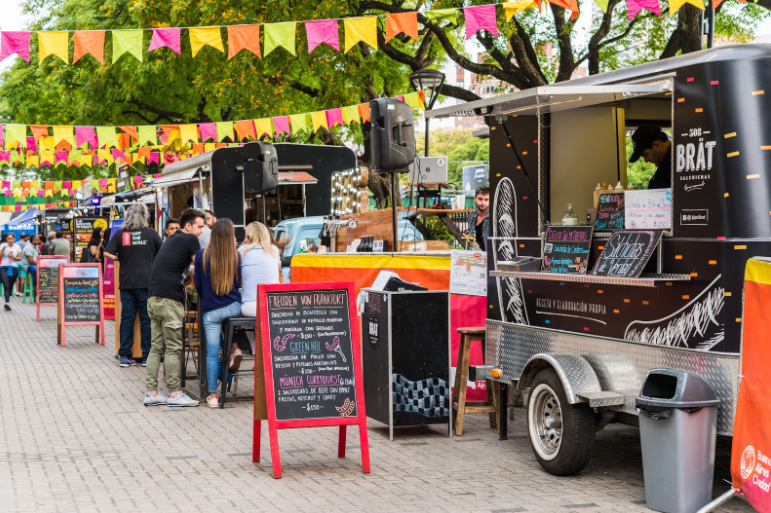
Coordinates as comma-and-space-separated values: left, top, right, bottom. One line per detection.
532, 386, 562, 456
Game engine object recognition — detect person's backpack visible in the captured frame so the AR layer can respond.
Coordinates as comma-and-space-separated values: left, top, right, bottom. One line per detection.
80, 246, 94, 263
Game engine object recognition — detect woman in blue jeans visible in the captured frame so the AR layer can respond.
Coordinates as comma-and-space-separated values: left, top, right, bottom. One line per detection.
194, 219, 242, 408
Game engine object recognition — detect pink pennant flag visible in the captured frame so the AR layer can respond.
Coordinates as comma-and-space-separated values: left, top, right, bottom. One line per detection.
396, 95, 405, 102
0, 151, 9, 163
147, 153, 160, 165
627, 0, 660, 19
37, 190, 45, 197
111, 148, 126, 162
273, 116, 290, 136
1, 181, 9, 189
55, 150, 68, 164
4, 190, 11, 196
464, 5, 499, 39
26, 137, 37, 154
133, 176, 144, 185
148, 28, 182, 55
0, 125, 4, 149
62, 180, 72, 190
14, 206, 20, 212
75, 126, 97, 149
0, 32, 31, 63
305, 20, 340, 52
199, 123, 216, 142
326, 108, 344, 128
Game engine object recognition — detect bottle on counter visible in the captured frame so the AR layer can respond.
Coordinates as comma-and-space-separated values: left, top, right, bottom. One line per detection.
627, 182, 636, 191
319, 216, 331, 248
593, 183, 603, 209
469, 230, 481, 250
562, 203, 579, 226
614, 181, 625, 193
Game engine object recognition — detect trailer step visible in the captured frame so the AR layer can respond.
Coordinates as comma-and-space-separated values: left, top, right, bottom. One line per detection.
576, 391, 625, 407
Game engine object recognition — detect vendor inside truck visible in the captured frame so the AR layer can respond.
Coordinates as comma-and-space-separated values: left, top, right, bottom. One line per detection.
628, 123, 672, 190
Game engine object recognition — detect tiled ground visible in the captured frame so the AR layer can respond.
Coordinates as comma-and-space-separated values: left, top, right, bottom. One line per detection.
0, 300, 752, 512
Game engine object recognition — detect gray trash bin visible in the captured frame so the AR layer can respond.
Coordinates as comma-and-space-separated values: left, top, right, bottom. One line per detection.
635, 368, 720, 513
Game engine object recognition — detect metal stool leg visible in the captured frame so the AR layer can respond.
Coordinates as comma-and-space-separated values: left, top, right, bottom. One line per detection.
220, 321, 232, 409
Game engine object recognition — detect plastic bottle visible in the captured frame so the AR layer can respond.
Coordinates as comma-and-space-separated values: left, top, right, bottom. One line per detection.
562, 203, 579, 226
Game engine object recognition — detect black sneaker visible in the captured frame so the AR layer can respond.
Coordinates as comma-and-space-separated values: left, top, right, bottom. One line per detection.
4, 303, 11, 311
142, 358, 147, 367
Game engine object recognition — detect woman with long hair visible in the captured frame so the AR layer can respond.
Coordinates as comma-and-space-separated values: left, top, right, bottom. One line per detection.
0, 233, 22, 310
239, 222, 281, 317
194, 218, 242, 408
83, 227, 102, 263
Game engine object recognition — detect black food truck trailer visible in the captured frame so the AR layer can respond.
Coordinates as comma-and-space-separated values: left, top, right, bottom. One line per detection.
426, 44, 771, 476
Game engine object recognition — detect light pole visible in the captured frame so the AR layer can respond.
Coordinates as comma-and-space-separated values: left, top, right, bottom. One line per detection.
409, 68, 446, 157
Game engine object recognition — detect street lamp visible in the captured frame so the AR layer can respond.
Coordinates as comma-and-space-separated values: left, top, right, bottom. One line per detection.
410, 68, 445, 157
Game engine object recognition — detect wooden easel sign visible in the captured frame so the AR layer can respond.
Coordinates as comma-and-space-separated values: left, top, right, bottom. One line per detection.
37, 255, 69, 322
57, 263, 105, 347
254, 281, 371, 479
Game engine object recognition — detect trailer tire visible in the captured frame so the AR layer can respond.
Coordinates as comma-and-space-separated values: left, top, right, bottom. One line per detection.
527, 369, 595, 476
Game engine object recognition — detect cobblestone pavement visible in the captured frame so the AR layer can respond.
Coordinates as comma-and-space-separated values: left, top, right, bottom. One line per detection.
0, 301, 752, 513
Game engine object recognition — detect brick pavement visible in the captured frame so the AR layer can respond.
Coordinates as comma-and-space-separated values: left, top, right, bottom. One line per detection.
0, 300, 754, 513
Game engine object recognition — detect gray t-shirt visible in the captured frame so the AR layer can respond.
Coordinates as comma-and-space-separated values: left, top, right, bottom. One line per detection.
198, 226, 211, 249
21, 244, 39, 271
50, 238, 71, 257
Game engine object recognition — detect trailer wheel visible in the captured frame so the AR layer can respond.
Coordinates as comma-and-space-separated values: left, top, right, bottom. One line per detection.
527, 369, 595, 476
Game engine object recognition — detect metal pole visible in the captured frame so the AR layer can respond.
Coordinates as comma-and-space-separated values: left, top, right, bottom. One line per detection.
424, 118, 430, 158
499, 383, 508, 441
391, 173, 398, 252
707, 0, 715, 49
695, 489, 736, 513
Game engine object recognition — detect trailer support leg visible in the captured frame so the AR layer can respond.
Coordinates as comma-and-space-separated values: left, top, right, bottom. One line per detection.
499, 382, 508, 441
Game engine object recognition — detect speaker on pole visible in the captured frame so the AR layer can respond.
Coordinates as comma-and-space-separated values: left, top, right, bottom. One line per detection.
243, 142, 279, 194
370, 98, 415, 174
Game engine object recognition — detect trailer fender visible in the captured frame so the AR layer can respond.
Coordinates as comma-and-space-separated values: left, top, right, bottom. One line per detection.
518, 354, 603, 405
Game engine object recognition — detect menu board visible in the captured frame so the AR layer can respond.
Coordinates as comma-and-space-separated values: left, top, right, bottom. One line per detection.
62, 266, 101, 322
450, 249, 487, 296
590, 230, 664, 278
265, 288, 358, 421
625, 189, 672, 229
73, 217, 108, 262
594, 193, 625, 231
38, 257, 68, 305
542, 226, 593, 274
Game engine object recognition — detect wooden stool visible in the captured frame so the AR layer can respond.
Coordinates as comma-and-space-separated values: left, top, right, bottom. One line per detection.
452, 327, 499, 436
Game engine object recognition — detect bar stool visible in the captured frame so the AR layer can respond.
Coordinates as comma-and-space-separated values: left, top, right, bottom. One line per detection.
23, 273, 35, 303
220, 317, 256, 409
452, 327, 499, 436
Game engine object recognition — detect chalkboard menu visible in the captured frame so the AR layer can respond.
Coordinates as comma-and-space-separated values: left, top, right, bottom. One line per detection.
542, 226, 593, 274
594, 193, 625, 231
62, 266, 101, 322
38, 257, 68, 305
264, 288, 358, 422
590, 230, 664, 278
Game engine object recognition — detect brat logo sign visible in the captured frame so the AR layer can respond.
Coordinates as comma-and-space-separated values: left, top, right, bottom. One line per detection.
676, 127, 716, 184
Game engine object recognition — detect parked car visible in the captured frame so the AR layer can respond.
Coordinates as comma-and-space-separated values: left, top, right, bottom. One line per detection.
273, 215, 424, 282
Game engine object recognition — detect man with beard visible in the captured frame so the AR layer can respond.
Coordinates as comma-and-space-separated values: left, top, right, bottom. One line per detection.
466, 185, 489, 250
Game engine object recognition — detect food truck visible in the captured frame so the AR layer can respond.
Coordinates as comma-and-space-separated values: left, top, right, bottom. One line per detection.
426, 44, 771, 475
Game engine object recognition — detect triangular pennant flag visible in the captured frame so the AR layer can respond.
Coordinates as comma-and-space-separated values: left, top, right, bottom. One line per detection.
273, 116, 290, 136
30, 125, 48, 142
204, 143, 216, 153
38, 31, 69, 64
137, 126, 158, 145
73, 30, 105, 64
27, 155, 39, 168
305, 20, 340, 52
52, 126, 74, 147
342, 105, 360, 124
215, 122, 234, 142
592, 0, 610, 12
264, 22, 297, 56
119, 126, 138, 142
344, 17, 378, 52
75, 126, 97, 149
403, 92, 423, 111
464, 5, 499, 39
289, 114, 308, 133
235, 120, 256, 141
179, 124, 199, 144
39, 136, 54, 153
200, 123, 216, 142
227, 25, 261, 59
503, 0, 538, 18
425, 9, 459, 26
550, 0, 580, 19
112, 30, 143, 62
0, 32, 31, 63
385, 13, 419, 43
310, 111, 328, 132
189, 27, 224, 57
669, 0, 705, 14
254, 118, 273, 139
326, 108, 344, 128
358, 103, 371, 123
160, 125, 180, 143
148, 28, 182, 55
627, 0, 661, 18
96, 126, 118, 148
5, 125, 26, 150
55, 150, 68, 165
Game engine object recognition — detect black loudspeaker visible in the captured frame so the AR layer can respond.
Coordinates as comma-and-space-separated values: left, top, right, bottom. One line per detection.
370, 98, 415, 173
243, 142, 279, 194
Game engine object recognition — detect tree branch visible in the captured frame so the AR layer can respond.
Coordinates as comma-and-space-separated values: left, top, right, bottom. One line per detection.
551, 4, 577, 82
128, 98, 185, 123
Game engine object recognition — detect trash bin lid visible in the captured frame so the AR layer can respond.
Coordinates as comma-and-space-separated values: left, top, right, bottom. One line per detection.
636, 368, 721, 409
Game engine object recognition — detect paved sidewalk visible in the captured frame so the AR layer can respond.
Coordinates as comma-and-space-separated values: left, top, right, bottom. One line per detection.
0, 300, 752, 513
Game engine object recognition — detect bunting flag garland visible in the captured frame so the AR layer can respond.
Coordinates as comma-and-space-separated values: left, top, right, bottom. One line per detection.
464, 5, 499, 39
227, 25, 261, 59
503, 0, 538, 18
425, 9, 460, 26
200, 123, 217, 143
235, 120, 256, 140
38, 31, 69, 64
254, 118, 273, 138
30, 125, 48, 142
73, 30, 105, 64
342, 105, 359, 124
75, 126, 97, 149
0, 31, 30, 62
215, 121, 233, 142
593, 0, 610, 13
310, 111, 329, 131
326, 108, 344, 128
288, 113, 308, 133
53, 126, 74, 147
358, 103, 371, 123
264, 22, 297, 56
305, 20, 340, 52
179, 124, 199, 144
137, 125, 158, 145
549, 0, 580, 19
5, 124, 26, 149
189, 27, 224, 57
96, 126, 118, 148
344, 17, 378, 52
385, 13, 419, 43
668, 0, 706, 14
112, 30, 143, 62
627, 0, 662, 19
148, 28, 181, 55
273, 116, 290, 136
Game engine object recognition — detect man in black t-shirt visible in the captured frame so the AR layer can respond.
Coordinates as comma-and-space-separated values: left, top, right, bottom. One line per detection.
104, 204, 163, 368
143, 208, 205, 407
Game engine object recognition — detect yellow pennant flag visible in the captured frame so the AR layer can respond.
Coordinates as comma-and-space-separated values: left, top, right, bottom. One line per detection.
179, 124, 199, 144
668, 0, 705, 13
189, 27, 224, 57
344, 17, 378, 52
39, 31, 69, 64
254, 118, 273, 139
502, 0, 538, 19
27, 155, 39, 168
310, 111, 329, 132
53, 126, 75, 147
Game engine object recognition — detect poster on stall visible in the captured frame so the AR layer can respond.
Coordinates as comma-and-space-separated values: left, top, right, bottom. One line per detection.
73, 217, 109, 263
625, 189, 672, 229
450, 249, 487, 297
103, 219, 123, 320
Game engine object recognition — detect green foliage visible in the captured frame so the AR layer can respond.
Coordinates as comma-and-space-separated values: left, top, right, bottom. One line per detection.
415, 129, 489, 187
625, 136, 656, 189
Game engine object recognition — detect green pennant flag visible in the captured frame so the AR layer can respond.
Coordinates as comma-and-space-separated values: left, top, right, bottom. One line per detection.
425, 9, 459, 26
594, 0, 609, 12
215, 122, 234, 142
54, 181, 62, 189
342, 105, 360, 124
112, 30, 143, 62
288, 114, 308, 133
96, 126, 118, 148
69, 150, 82, 164
137, 126, 158, 146
264, 22, 297, 56
5, 125, 27, 149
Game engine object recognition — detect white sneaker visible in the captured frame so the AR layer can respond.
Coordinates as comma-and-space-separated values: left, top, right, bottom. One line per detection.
166, 391, 199, 407
143, 393, 167, 406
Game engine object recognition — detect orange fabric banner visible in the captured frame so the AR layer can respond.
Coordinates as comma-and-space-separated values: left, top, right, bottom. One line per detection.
29, 125, 49, 142
235, 120, 256, 141
385, 12, 419, 43
358, 103, 370, 123
731, 257, 771, 512
228, 25, 261, 60
118, 126, 138, 140
73, 30, 105, 64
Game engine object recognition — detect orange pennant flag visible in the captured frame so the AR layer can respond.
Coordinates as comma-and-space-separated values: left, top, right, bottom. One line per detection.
235, 120, 256, 141
119, 126, 138, 140
30, 125, 49, 142
161, 125, 180, 139
385, 13, 419, 43
549, 0, 579, 19
138, 147, 152, 159
55, 140, 72, 152
227, 25, 261, 59
73, 30, 106, 64
358, 103, 371, 123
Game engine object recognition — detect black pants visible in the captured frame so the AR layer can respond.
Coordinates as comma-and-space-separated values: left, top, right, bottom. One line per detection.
0, 266, 18, 303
